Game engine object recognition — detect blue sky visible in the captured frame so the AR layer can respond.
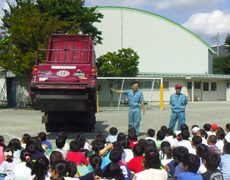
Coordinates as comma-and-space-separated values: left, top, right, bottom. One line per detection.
1, 0, 230, 45
85, 0, 230, 45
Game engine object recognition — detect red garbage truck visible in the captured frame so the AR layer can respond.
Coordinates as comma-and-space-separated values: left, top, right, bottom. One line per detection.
30, 34, 97, 132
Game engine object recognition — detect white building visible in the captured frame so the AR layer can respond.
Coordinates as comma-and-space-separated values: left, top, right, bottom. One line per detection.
94, 6, 230, 104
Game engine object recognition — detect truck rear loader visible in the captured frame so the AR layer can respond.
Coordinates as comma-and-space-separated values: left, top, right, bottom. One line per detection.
30, 34, 97, 132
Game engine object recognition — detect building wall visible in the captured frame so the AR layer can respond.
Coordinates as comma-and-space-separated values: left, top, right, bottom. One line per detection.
95, 7, 214, 74
0, 70, 31, 108
187, 80, 226, 101
208, 51, 214, 74
0, 69, 6, 105
0, 74, 7, 105
98, 78, 227, 106
98, 79, 188, 106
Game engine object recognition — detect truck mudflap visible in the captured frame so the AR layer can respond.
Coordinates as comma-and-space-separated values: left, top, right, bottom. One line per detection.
34, 94, 96, 112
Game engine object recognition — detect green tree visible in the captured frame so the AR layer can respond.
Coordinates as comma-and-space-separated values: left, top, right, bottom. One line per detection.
0, 0, 103, 78
97, 48, 139, 106
213, 56, 230, 74
213, 34, 230, 74
97, 48, 139, 77
225, 34, 230, 53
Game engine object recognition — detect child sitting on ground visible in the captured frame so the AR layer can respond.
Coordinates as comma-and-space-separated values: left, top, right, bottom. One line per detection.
197, 129, 208, 145
80, 154, 103, 180
211, 123, 219, 135
49, 160, 67, 180
7, 138, 22, 160
53, 136, 67, 159
66, 140, 88, 166
30, 156, 49, 180
216, 128, 225, 154
164, 129, 177, 148
134, 148, 168, 180
159, 141, 173, 166
225, 123, 230, 142
121, 138, 134, 163
207, 135, 221, 155
190, 135, 202, 155
196, 144, 209, 174
75, 134, 92, 157
145, 128, 155, 142
201, 152, 224, 180
176, 130, 192, 149
155, 130, 166, 149
109, 149, 131, 180
20, 133, 31, 149
203, 123, 213, 137
13, 150, 32, 180
191, 125, 200, 137
225, 123, 230, 134
220, 143, 230, 180
128, 128, 138, 149
0, 148, 16, 179
177, 153, 202, 180
0, 136, 5, 165
58, 131, 69, 151
106, 127, 118, 143
91, 139, 111, 170
127, 143, 145, 174
37, 132, 52, 150
164, 146, 189, 179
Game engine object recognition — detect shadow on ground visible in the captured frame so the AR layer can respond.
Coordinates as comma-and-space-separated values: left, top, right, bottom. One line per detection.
47, 120, 109, 141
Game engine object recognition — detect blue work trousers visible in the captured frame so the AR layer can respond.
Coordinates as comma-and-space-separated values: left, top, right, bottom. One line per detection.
169, 111, 186, 130
128, 107, 141, 135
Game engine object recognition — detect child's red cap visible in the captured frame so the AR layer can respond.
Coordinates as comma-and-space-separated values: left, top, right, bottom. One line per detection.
211, 123, 219, 131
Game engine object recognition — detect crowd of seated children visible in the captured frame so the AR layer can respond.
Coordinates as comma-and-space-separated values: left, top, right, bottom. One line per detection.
0, 123, 229, 180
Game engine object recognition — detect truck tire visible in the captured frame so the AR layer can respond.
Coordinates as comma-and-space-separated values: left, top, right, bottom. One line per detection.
44, 112, 58, 132
88, 112, 96, 132
45, 123, 52, 132
45, 122, 59, 132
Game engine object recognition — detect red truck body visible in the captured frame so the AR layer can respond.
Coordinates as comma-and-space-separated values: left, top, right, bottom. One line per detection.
30, 34, 97, 131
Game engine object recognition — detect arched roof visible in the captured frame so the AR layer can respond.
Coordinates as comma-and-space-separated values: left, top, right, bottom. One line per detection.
97, 6, 215, 53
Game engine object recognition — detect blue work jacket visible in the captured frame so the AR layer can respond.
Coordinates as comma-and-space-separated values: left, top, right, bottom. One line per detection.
123, 90, 144, 109
170, 93, 187, 112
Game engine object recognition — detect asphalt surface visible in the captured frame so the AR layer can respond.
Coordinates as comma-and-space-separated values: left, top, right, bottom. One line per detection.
0, 101, 230, 144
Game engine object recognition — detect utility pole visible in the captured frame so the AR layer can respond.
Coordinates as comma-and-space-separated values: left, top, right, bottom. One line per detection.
211, 32, 220, 56
217, 32, 220, 56
120, 0, 124, 49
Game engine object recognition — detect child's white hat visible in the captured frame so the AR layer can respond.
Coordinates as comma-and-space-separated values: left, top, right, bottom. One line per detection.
192, 127, 200, 134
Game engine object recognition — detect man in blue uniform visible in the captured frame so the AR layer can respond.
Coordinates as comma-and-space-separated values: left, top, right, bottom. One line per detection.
111, 81, 145, 135
169, 84, 187, 130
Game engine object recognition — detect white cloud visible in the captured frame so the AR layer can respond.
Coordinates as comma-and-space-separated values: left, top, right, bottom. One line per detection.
152, 0, 222, 10
86, 0, 223, 9
85, 0, 119, 6
122, 0, 147, 7
0, 2, 9, 12
85, 0, 227, 20
0, 2, 9, 25
183, 10, 230, 36
0, 1, 12, 17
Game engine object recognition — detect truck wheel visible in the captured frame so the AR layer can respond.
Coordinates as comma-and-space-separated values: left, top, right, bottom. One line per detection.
45, 122, 58, 132
89, 113, 96, 132
45, 123, 52, 132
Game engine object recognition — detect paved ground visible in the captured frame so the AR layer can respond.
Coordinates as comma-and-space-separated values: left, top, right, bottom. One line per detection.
0, 101, 230, 144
